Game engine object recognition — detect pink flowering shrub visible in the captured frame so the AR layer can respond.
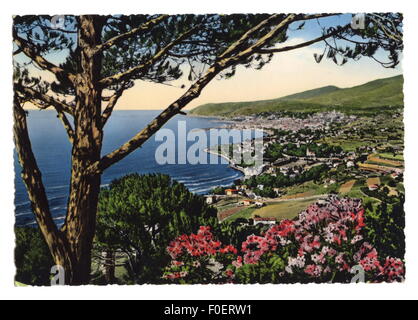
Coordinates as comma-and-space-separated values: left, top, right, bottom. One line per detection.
163, 196, 405, 284
163, 226, 238, 284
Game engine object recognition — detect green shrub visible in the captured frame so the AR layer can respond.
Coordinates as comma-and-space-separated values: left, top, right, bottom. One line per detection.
364, 194, 405, 259
15, 227, 54, 286
95, 173, 218, 284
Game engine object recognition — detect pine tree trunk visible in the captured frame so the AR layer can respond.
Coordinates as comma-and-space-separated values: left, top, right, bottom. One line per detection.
59, 16, 105, 285
103, 250, 116, 284
13, 95, 75, 283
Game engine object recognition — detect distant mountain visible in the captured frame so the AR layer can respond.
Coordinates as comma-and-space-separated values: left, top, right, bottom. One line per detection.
189, 75, 404, 117
278, 85, 340, 101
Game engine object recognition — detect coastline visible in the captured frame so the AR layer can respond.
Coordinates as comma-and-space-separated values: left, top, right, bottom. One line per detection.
203, 148, 246, 176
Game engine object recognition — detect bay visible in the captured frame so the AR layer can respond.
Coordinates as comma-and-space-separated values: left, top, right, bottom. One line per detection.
14, 110, 244, 226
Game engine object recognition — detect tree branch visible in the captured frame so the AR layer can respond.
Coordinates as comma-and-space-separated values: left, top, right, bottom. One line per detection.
15, 84, 74, 115
94, 15, 169, 55
218, 14, 284, 59
15, 84, 75, 143
28, 98, 75, 144
99, 26, 199, 87
101, 87, 125, 127
167, 49, 216, 58
13, 47, 23, 56
219, 13, 339, 58
369, 14, 403, 43
13, 95, 72, 268
256, 25, 350, 54
89, 14, 301, 173
13, 30, 76, 83
55, 112, 75, 144
218, 14, 298, 66
90, 66, 219, 173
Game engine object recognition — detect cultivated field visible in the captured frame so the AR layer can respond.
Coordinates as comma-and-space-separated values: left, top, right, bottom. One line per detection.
222, 207, 256, 222
367, 177, 381, 187
339, 180, 356, 194
253, 199, 316, 221
379, 152, 404, 161
218, 207, 243, 221
280, 191, 315, 200
368, 154, 403, 167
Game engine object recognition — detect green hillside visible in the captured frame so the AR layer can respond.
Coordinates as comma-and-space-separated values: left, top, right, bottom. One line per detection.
279, 85, 340, 100
189, 75, 404, 117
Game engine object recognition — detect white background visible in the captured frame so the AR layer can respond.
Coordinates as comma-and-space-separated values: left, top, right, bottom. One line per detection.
0, 0, 417, 300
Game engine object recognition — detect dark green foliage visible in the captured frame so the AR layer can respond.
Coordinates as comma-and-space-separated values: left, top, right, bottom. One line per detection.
15, 227, 54, 286
266, 142, 343, 161
217, 220, 267, 250
210, 186, 227, 195
255, 186, 277, 198
234, 256, 286, 284
14, 14, 287, 94
364, 194, 405, 259
361, 187, 400, 204
244, 164, 328, 192
265, 143, 284, 160
95, 173, 217, 284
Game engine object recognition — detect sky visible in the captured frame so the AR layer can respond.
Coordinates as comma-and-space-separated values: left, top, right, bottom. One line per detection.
15, 14, 403, 111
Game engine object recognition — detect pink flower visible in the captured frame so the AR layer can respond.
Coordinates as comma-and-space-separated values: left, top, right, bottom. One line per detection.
356, 209, 366, 231
304, 264, 323, 278
225, 269, 235, 278
163, 272, 186, 280
242, 235, 270, 264
164, 196, 403, 284
219, 245, 238, 255
379, 257, 405, 282
359, 248, 380, 272
232, 256, 243, 268
311, 253, 325, 264
171, 260, 184, 267
166, 226, 226, 259
335, 253, 345, 265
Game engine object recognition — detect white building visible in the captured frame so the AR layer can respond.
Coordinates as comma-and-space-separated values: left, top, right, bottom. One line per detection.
253, 217, 276, 226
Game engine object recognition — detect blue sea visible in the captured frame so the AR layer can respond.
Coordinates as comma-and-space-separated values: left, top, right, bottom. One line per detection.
14, 110, 244, 226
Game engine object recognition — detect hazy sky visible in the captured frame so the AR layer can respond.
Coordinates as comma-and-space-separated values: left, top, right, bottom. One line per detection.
120, 49, 402, 110
16, 14, 403, 111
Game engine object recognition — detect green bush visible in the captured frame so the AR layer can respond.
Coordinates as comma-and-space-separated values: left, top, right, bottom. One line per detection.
364, 194, 405, 259
95, 173, 218, 284
15, 227, 54, 286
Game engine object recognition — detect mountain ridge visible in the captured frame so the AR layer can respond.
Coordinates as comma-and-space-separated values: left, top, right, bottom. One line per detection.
189, 75, 404, 117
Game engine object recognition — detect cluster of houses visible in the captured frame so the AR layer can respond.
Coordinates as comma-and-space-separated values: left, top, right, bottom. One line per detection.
206, 111, 404, 225
206, 189, 266, 213
205, 188, 266, 208
227, 111, 354, 133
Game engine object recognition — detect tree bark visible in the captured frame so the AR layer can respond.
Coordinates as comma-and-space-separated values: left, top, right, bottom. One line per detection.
13, 95, 75, 282
59, 16, 105, 285
103, 250, 116, 284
